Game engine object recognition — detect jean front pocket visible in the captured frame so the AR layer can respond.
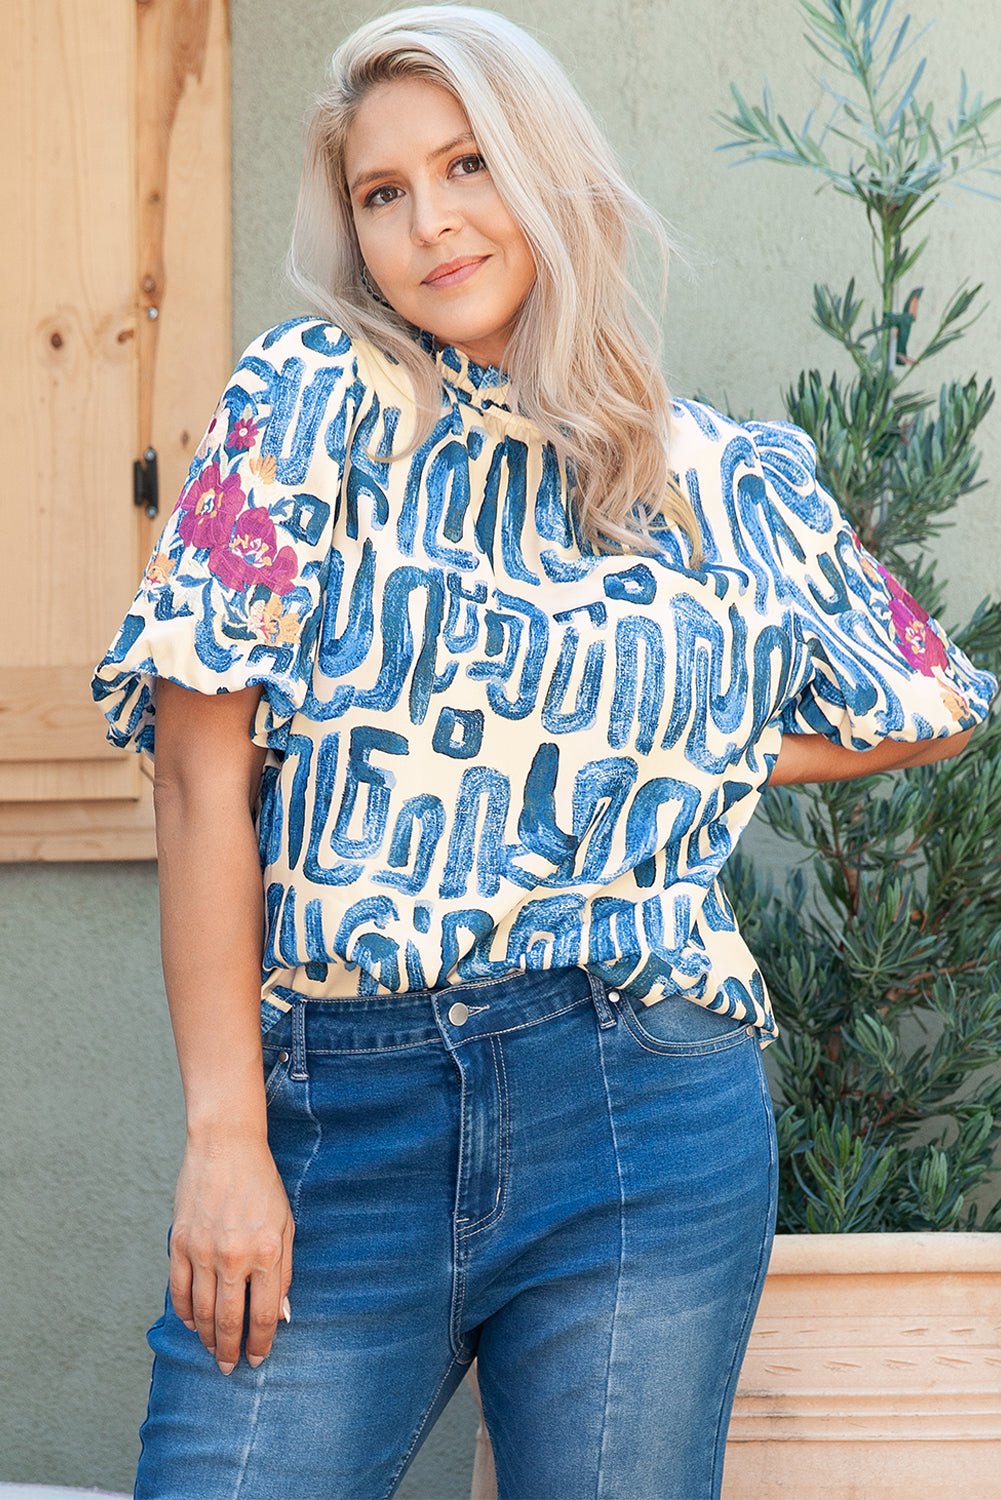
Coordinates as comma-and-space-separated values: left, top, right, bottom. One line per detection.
616, 991, 757, 1056
262, 1016, 294, 1104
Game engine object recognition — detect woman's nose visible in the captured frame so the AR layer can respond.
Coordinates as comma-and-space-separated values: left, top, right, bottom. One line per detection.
410, 185, 460, 244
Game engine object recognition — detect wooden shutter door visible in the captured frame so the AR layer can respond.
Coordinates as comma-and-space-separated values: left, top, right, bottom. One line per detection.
0, 0, 230, 859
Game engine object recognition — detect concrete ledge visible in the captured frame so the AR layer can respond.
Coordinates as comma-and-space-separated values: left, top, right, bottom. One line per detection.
0, 1488, 129, 1498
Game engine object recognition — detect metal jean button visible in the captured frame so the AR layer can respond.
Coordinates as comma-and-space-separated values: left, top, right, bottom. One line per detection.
447, 1001, 470, 1026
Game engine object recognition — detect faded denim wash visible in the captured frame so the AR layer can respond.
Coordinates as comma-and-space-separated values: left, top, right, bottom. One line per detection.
136, 967, 777, 1499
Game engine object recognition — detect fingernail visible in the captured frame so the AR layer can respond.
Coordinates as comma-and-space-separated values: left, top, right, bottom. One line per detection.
247, 1353, 265, 1368
281, 1297, 291, 1324
206, 1346, 216, 1357
217, 1360, 236, 1375
182, 1320, 196, 1332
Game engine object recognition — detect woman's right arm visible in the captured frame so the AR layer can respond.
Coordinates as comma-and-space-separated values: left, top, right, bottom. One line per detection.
153, 678, 294, 1376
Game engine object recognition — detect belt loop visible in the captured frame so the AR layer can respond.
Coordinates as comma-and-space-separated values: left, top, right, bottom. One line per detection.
291, 998, 309, 1080
587, 971, 618, 1030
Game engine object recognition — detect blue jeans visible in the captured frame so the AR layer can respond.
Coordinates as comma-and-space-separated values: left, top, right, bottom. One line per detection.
136, 968, 777, 1499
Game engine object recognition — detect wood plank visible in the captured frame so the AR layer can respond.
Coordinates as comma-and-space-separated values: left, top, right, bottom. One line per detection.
749, 1272, 998, 1319
737, 1342, 1001, 1395
0, 0, 139, 677
765, 1231, 1001, 1276
0, 783, 156, 861
136, 0, 232, 558
742, 1313, 1001, 1350
0, 760, 139, 802
0, 666, 127, 761
723, 1440, 1001, 1499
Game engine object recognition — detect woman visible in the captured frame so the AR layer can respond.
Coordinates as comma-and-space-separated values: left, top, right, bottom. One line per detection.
93, 7, 995, 1497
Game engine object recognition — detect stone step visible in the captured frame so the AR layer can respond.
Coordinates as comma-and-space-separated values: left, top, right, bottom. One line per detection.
0, 1489, 129, 1498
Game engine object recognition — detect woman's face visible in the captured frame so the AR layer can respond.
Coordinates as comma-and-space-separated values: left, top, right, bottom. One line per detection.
344, 77, 537, 369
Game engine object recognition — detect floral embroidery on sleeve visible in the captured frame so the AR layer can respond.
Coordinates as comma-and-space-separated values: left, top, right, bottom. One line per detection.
143, 552, 176, 590
177, 461, 246, 549
205, 505, 298, 596
93, 319, 355, 761
748, 417, 993, 744
156, 391, 309, 647
226, 408, 260, 452
856, 544, 971, 723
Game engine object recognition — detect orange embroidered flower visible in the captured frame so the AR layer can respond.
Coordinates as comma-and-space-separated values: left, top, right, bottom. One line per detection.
938, 683, 969, 724
249, 592, 302, 646
249, 451, 278, 484
143, 552, 175, 588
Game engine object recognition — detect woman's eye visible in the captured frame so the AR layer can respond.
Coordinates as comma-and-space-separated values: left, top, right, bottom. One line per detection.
364, 184, 399, 208
453, 153, 486, 177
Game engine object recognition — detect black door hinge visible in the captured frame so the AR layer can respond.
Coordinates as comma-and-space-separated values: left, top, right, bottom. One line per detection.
134, 447, 159, 519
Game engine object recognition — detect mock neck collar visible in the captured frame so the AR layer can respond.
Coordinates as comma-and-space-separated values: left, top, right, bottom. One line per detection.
418, 331, 513, 408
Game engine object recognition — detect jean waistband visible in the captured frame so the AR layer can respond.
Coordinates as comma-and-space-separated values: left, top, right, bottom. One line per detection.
267, 967, 619, 1067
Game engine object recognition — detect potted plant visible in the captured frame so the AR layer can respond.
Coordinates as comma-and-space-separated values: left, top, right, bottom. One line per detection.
716, 1, 1001, 1492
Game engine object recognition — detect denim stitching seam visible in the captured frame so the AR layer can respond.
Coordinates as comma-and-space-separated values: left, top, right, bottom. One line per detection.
457, 1035, 510, 1238
380, 1353, 466, 1500
450, 994, 590, 1047
592, 1021, 627, 1500
587, 970, 618, 1029
619, 1005, 755, 1058
623, 1031, 752, 1058
708, 1046, 778, 1496
449, 1242, 470, 1359
449, 1061, 472, 1354
229, 1365, 267, 1499
263, 1053, 292, 1104
298, 1037, 441, 1056
287, 1073, 322, 1225
291, 999, 309, 1081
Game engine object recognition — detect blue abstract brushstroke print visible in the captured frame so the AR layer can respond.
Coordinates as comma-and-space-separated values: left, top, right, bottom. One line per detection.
92, 322, 997, 1038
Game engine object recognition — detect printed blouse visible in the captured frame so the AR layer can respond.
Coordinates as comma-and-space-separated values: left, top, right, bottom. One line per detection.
92, 319, 996, 1039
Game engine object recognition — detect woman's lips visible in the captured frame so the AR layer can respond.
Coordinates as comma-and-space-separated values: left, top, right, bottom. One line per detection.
422, 256, 486, 289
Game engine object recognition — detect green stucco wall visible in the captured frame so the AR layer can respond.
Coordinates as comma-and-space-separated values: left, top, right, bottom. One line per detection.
0, 864, 177, 1490
2, 1, 998, 1491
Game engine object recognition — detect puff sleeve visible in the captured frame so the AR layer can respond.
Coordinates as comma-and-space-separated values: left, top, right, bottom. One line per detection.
747, 419, 997, 748
92, 321, 359, 756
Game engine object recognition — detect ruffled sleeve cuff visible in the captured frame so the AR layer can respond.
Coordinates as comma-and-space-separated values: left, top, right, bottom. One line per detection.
748, 419, 997, 749
92, 320, 355, 756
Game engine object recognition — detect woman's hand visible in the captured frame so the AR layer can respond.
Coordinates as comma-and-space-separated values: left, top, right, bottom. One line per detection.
170, 1135, 294, 1374
770, 727, 974, 785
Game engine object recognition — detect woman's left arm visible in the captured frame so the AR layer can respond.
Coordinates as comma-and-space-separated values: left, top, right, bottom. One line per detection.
770, 728, 974, 786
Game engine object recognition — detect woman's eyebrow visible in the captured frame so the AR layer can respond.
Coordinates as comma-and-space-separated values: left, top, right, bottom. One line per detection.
349, 132, 478, 195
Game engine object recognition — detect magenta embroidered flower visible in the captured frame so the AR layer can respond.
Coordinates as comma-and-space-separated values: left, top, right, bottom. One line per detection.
226, 409, 259, 452
887, 597, 948, 677
177, 462, 246, 548
207, 506, 298, 595
876, 561, 930, 624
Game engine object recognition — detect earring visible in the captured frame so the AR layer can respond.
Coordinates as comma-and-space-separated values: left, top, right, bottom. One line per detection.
360, 263, 392, 308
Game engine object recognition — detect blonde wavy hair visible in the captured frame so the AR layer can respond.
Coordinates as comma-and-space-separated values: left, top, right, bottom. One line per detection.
287, 4, 700, 556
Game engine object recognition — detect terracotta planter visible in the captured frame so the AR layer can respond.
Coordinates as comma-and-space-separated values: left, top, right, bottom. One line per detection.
467, 1232, 1001, 1500
723, 1231, 1001, 1499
